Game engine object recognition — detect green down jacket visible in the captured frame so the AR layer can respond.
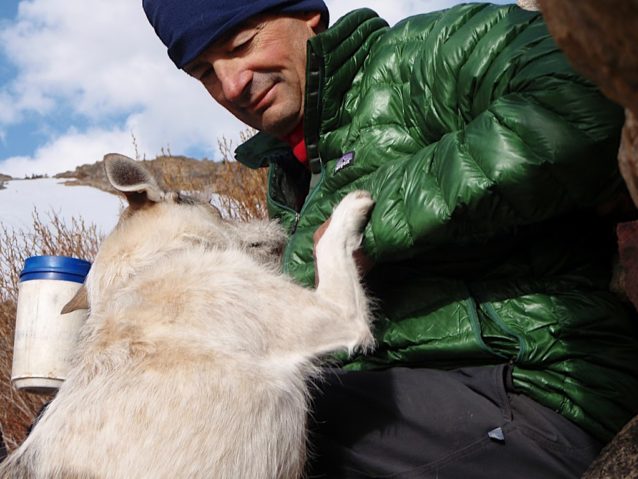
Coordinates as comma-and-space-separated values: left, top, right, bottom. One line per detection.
235, 5, 638, 442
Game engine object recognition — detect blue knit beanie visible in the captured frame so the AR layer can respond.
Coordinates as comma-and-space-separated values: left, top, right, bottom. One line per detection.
143, 0, 329, 69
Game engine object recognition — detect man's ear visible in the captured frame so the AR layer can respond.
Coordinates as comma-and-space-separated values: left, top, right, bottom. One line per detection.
103, 153, 165, 210
303, 11, 324, 33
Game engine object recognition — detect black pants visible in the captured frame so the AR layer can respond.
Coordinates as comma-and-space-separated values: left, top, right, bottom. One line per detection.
306, 365, 602, 478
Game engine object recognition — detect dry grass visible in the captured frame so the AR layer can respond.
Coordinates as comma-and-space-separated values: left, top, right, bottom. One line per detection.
212, 130, 268, 221
155, 156, 268, 221
0, 136, 269, 452
215, 161, 268, 220
155, 131, 268, 221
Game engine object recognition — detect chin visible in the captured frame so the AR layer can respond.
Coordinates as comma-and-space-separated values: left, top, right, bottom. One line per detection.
259, 104, 302, 137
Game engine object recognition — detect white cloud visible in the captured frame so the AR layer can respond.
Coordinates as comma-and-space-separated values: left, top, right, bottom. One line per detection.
0, 127, 133, 177
2, 0, 159, 117
0, 0, 246, 176
0, 91, 17, 124
328, 1, 415, 25
328, 1, 512, 26
0, 0, 512, 177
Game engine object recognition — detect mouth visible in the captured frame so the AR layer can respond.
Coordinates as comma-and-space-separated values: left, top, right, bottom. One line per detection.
248, 82, 278, 113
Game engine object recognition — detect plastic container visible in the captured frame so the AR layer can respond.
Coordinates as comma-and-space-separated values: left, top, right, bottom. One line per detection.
11, 255, 91, 394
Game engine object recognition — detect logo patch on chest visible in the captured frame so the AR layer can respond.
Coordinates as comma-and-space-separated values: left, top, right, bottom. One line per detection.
335, 151, 355, 173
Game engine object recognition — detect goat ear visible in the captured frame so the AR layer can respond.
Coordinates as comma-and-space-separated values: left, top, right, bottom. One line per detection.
61, 284, 89, 314
103, 153, 164, 209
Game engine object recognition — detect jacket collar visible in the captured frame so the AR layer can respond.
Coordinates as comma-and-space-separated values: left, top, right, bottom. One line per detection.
235, 9, 388, 171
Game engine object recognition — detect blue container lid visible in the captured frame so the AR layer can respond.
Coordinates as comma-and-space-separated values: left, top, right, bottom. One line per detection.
20, 255, 91, 284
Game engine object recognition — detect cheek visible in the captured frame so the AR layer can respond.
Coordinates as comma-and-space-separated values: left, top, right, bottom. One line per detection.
258, 43, 304, 77
203, 82, 246, 119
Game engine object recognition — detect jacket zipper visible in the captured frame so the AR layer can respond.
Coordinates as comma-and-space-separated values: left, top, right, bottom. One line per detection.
290, 212, 301, 235
282, 168, 325, 275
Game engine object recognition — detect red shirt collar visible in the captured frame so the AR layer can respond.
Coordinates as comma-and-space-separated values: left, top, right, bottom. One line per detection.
281, 122, 308, 168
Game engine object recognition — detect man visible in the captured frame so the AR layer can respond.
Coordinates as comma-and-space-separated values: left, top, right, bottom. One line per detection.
143, 0, 638, 477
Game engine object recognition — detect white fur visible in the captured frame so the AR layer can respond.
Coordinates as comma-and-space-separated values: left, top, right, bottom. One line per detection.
0, 154, 374, 479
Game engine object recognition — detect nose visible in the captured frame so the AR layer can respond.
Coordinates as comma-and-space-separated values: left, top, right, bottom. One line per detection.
213, 58, 252, 105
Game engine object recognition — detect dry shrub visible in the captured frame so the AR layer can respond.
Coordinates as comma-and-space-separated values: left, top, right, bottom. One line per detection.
149, 156, 217, 193
0, 210, 101, 451
155, 130, 268, 221
212, 132, 268, 221
213, 162, 268, 221
136, 152, 268, 221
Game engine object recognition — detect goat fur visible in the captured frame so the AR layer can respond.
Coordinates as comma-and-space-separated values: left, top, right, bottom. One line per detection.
0, 153, 374, 479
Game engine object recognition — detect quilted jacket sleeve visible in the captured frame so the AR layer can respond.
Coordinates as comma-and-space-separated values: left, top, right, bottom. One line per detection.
360, 4, 625, 262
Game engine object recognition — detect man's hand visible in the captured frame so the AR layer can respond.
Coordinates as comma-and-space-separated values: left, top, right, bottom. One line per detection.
313, 217, 374, 287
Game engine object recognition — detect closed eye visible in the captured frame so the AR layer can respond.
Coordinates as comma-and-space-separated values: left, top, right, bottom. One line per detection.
228, 29, 258, 55
230, 40, 250, 54
184, 62, 216, 83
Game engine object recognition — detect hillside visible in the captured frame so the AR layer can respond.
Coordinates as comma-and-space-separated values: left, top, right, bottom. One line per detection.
53, 153, 268, 221
0, 174, 11, 190
55, 155, 232, 195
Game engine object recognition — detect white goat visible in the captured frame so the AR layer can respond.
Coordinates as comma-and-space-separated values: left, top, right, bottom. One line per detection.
0, 154, 374, 479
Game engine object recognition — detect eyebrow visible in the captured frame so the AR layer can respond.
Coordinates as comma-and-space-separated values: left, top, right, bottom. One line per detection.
182, 31, 236, 76
183, 62, 202, 76
182, 18, 268, 75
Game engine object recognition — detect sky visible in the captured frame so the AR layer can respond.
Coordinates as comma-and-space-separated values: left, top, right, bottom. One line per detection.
0, 0, 514, 178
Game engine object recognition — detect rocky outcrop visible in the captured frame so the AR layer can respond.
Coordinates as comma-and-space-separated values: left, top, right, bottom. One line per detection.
516, 0, 539, 11
583, 416, 638, 479
55, 155, 222, 195
536, 1, 638, 477
620, 110, 638, 206
0, 426, 6, 461
0, 174, 11, 190
537, 0, 638, 117
537, 0, 638, 207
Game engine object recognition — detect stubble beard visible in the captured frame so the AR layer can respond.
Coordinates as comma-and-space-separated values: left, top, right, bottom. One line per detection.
242, 72, 302, 137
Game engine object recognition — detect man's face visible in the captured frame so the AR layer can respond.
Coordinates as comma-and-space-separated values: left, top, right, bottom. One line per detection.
184, 12, 322, 138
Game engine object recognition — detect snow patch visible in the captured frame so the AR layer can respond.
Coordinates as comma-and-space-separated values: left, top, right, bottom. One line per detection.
0, 178, 122, 234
